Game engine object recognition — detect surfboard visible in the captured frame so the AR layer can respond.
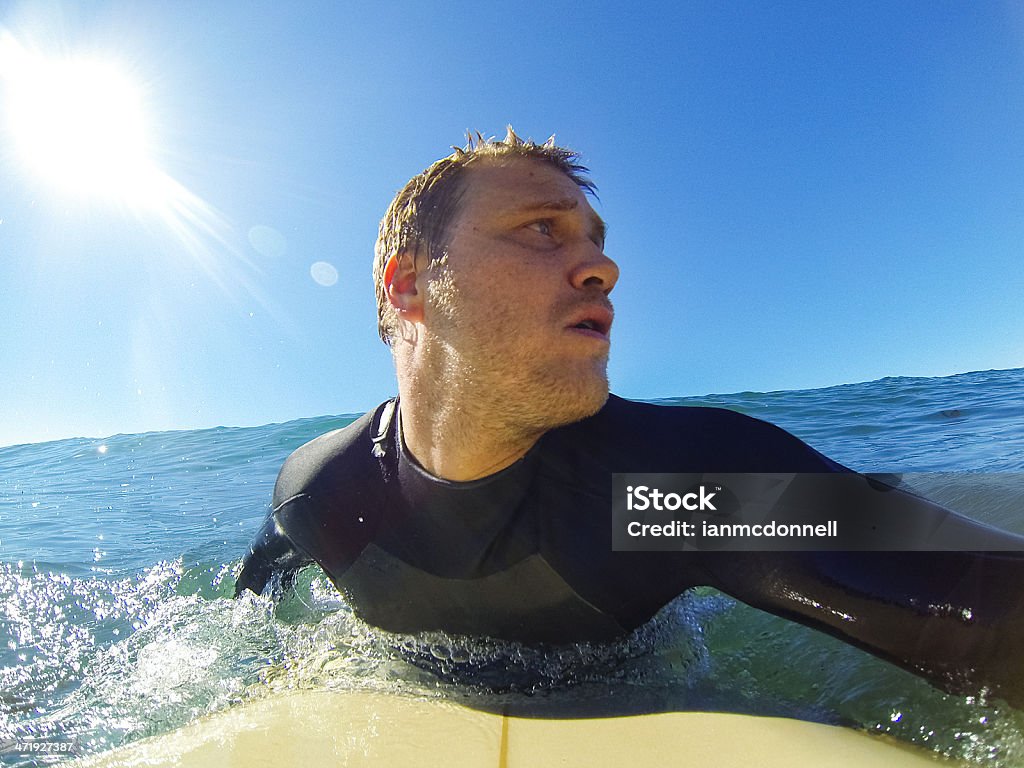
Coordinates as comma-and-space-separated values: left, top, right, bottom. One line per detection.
73, 689, 947, 767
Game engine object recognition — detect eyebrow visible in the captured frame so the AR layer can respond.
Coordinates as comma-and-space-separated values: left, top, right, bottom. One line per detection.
509, 197, 608, 248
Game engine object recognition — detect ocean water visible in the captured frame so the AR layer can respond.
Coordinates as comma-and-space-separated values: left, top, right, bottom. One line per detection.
2, 367, 1024, 766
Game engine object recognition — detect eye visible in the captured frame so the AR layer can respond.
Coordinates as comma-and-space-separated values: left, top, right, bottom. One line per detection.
526, 220, 554, 237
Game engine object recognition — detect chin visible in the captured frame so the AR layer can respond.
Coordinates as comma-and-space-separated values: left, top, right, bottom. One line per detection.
574, 376, 611, 416
530, 368, 610, 429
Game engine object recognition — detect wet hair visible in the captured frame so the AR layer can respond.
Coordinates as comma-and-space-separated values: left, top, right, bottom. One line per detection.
373, 126, 595, 345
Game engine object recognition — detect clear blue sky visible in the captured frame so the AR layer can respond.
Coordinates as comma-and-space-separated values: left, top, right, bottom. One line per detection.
2, 1, 1023, 448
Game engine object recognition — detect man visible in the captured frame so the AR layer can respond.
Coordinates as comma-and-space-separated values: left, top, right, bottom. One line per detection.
236, 129, 1024, 705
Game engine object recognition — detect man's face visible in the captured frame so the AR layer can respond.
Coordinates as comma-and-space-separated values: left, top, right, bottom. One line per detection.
422, 156, 619, 430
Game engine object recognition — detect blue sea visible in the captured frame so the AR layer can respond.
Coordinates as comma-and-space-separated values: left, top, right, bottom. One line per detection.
2, 368, 1024, 766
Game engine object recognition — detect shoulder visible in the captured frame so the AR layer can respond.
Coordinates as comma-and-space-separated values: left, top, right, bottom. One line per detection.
268, 400, 397, 582
560, 394, 847, 472
579, 393, 780, 438
273, 401, 394, 508
599, 393, 753, 427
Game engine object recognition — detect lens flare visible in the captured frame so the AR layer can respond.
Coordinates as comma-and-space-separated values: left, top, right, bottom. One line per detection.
0, 33, 163, 205
0, 30, 259, 303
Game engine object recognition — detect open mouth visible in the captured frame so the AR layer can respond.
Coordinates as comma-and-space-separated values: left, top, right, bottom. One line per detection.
568, 307, 613, 338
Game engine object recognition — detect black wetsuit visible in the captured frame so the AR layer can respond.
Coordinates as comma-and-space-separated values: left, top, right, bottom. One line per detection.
236, 395, 1024, 704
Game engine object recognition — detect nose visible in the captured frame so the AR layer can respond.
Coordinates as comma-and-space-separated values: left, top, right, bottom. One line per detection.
570, 248, 619, 295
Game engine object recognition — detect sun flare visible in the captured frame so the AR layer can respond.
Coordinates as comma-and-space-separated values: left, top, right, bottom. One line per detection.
0, 30, 241, 287
0, 34, 164, 206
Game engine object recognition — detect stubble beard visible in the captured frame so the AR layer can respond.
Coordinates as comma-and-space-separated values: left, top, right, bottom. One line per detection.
425, 267, 610, 439
519, 355, 610, 431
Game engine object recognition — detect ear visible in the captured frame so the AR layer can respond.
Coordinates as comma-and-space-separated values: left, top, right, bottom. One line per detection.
384, 251, 424, 324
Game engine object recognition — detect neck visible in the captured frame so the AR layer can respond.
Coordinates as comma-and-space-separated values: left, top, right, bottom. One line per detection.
394, 347, 544, 483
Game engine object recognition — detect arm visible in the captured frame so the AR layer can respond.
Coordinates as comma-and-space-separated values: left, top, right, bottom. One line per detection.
233, 405, 390, 599
698, 545, 1024, 706
234, 510, 312, 597
688, 410, 1024, 702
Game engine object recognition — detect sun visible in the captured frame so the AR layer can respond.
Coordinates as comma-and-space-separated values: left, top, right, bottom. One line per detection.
0, 30, 247, 298
0, 34, 164, 206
